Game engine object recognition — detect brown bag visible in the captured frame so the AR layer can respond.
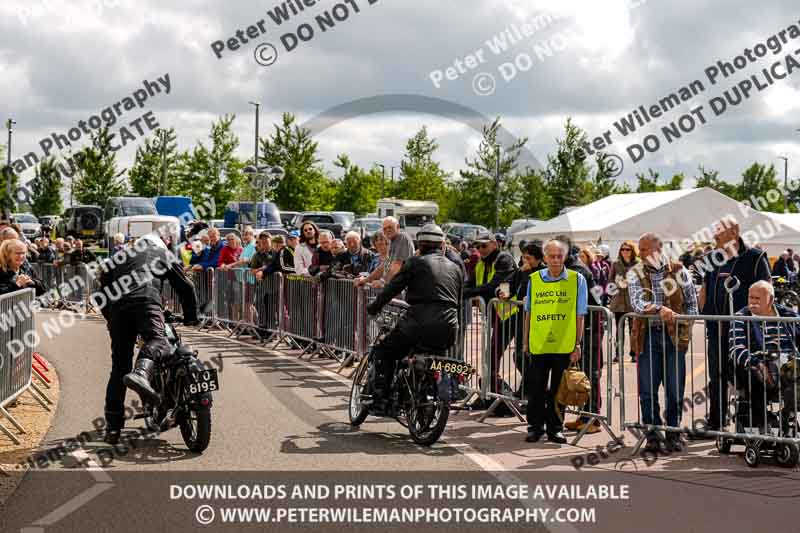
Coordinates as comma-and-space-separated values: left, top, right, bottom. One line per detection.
555, 362, 591, 419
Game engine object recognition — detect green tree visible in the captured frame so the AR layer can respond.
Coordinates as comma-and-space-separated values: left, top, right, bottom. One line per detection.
634, 169, 684, 192
30, 157, 63, 216
73, 127, 127, 206
396, 126, 452, 219
694, 165, 737, 197
128, 128, 179, 197
332, 155, 381, 215
172, 115, 245, 218
452, 118, 525, 227
738, 162, 781, 211
258, 113, 329, 211
519, 170, 554, 220
543, 118, 593, 213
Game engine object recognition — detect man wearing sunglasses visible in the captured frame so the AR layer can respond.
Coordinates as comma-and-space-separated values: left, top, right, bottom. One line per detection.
464, 231, 517, 405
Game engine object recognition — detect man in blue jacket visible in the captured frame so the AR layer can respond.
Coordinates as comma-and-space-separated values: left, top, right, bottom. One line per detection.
191, 228, 223, 271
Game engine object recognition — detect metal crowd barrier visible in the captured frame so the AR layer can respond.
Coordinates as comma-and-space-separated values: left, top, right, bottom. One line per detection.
478, 301, 617, 445
319, 277, 361, 368
214, 268, 245, 330
0, 289, 40, 445
619, 312, 800, 462
278, 274, 322, 355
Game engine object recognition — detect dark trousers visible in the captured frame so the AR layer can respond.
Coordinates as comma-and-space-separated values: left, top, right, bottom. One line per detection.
614, 312, 635, 358
525, 353, 571, 434
104, 302, 170, 431
707, 322, 731, 428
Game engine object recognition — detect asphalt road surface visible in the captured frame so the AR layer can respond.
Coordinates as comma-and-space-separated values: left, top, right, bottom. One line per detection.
1, 310, 799, 533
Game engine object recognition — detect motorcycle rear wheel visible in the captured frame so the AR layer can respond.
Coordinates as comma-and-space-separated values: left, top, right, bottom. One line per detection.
407, 375, 449, 446
179, 406, 212, 453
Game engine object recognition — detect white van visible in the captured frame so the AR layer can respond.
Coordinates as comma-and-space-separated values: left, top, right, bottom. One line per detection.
376, 198, 439, 240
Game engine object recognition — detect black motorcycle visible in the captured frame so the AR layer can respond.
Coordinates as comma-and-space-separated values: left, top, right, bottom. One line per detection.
348, 300, 472, 446
135, 310, 217, 453
773, 276, 800, 311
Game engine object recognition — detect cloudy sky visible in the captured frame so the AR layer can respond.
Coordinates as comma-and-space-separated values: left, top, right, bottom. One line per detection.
2, 0, 800, 197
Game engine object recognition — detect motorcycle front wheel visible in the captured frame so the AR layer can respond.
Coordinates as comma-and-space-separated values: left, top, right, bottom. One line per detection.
349, 357, 370, 426
407, 374, 449, 446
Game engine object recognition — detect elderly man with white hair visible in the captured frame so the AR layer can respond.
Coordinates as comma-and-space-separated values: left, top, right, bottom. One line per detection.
628, 232, 698, 453
328, 231, 378, 278
728, 280, 800, 431
355, 216, 415, 288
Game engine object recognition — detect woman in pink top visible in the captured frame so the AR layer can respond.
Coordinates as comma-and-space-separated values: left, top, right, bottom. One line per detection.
218, 233, 243, 267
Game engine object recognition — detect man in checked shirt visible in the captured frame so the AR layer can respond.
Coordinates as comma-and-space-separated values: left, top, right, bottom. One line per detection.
728, 281, 800, 430
628, 232, 699, 453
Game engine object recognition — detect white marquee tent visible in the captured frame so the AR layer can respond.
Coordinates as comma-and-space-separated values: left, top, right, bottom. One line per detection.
512, 188, 800, 259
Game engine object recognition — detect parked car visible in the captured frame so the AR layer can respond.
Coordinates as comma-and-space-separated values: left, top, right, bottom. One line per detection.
280, 211, 301, 230
12, 213, 41, 240
441, 223, 489, 245
295, 212, 344, 238
38, 215, 60, 228
223, 202, 283, 230
507, 218, 543, 239
56, 205, 104, 241
351, 217, 382, 247
104, 196, 158, 220
331, 211, 355, 233
211, 219, 225, 229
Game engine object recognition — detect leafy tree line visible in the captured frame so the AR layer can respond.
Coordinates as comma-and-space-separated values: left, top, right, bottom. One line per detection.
16, 114, 798, 223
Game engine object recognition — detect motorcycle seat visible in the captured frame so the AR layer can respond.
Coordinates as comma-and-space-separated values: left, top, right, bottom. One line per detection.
414, 345, 446, 356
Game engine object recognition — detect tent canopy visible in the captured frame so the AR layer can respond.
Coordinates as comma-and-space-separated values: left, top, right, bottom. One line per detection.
513, 188, 800, 258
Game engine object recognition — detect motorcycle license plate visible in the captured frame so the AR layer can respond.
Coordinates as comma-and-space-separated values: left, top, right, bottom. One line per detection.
81, 229, 95, 235
189, 369, 219, 394
427, 358, 474, 378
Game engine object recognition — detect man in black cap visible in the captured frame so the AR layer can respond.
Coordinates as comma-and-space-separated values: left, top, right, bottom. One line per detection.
464, 231, 517, 404
495, 233, 507, 251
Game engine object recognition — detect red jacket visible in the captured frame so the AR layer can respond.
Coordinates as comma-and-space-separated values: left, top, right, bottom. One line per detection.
218, 245, 242, 267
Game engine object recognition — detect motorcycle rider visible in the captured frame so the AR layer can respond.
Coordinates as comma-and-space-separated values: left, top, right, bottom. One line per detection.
97, 229, 198, 445
365, 224, 463, 409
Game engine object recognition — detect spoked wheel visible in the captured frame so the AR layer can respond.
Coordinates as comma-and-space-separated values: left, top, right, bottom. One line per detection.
782, 291, 800, 311
775, 443, 799, 468
744, 443, 760, 468
407, 374, 449, 446
349, 358, 370, 426
179, 406, 212, 453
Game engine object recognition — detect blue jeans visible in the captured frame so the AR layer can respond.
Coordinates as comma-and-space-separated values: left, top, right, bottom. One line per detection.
637, 327, 687, 432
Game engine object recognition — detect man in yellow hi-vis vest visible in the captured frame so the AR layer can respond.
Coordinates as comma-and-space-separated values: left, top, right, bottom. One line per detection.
464, 232, 517, 402
523, 239, 587, 445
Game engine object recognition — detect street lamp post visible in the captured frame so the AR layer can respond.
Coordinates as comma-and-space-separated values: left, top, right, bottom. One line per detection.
5, 119, 15, 218
249, 101, 260, 170
376, 163, 386, 198
495, 144, 501, 231
779, 156, 789, 213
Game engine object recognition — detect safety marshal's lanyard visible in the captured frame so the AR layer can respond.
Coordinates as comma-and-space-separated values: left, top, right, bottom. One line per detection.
528, 269, 578, 355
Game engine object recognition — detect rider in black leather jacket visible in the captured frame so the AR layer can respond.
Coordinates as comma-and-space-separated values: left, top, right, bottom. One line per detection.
97, 232, 198, 444
366, 224, 463, 404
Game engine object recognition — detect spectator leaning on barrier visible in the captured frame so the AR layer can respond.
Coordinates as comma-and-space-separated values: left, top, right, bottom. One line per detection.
331, 238, 345, 257
35, 237, 57, 264
257, 234, 295, 278
224, 227, 257, 269
308, 230, 336, 276
369, 230, 390, 281
356, 217, 415, 289
249, 232, 274, 271
523, 239, 587, 445
0, 239, 46, 296
628, 232, 698, 453
729, 280, 800, 430
329, 231, 377, 279
68, 239, 96, 265
295, 221, 320, 275
609, 240, 639, 363
698, 218, 771, 434
192, 228, 223, 271
287, 229, 300, 253
218, 233, 243, 268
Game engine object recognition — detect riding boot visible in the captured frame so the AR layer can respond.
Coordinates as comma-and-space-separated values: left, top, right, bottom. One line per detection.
123, 358, 160, 405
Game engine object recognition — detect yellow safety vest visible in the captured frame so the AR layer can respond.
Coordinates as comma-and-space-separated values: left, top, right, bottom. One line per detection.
528, 269, 578, 355
474, 259, 494, 287
496, 296, 520, 321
